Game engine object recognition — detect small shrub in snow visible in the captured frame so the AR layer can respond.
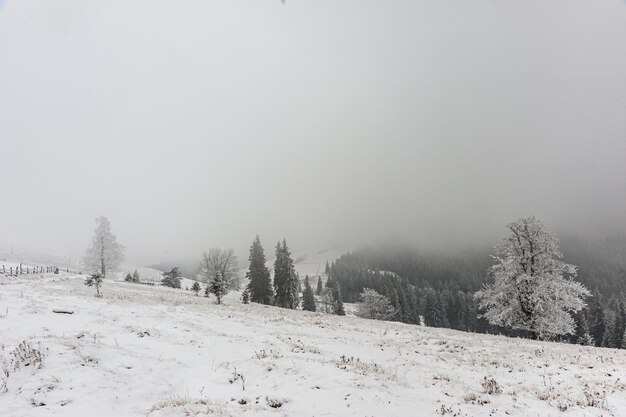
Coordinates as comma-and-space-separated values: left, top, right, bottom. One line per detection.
1, 341, 46, 393
228, 367, 245, 391
336, 355, 386, 377
265, 396, 284, 408
435, 404, 455, 415
481, 376, 501, 395
85, 273, 103, 297
1, 353, 9, 393
463, 392, 477, 403
10, 341, 45, 371
578, 384, 608, 409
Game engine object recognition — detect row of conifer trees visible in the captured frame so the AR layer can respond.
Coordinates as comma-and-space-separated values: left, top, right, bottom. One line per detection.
244, 236, 345, 316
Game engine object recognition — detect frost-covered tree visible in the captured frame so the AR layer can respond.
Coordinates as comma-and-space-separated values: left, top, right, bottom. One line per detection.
132, 269, 140, 283
475, 216, 590, 340
83, 216, 124, 278
302, 275, 316, 312
161, 267, 182, 289
245, 236, 273, 305
209, 271, 228, 304
356, 288, 396, 320
316, 276, 323, 295
199, 248, 240, 290
191, 281, 201, 296
242, 288, 250, 304
273, 239, 299, 309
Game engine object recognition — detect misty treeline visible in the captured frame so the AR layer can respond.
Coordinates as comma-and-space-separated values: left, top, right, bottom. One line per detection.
330, 223, 626, 348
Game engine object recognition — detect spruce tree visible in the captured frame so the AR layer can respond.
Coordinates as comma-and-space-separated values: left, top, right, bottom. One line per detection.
316, 276, 323, 295
132, 269, 140, 283
210, 271, 228, 304
601, 314, 615, 348
242, 288, 250, 304
245, 236, 274, 304
273, 239, 299, 309
325, 276, 334, 290
612, 302, 625, 348
325, 261, 331, 275
302, 276, 316, 312
161, 267, 182, 289
588, 290, 605, 347
433, 292, 450, 328
191, 281, 201, 296
331, 281, 345, 315
574, 309, 594, 346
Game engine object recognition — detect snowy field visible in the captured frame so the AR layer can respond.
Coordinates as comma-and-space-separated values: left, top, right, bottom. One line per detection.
1, 272, 625, 417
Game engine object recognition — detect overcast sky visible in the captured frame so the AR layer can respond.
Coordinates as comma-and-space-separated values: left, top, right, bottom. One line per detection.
0, 0, 625, 263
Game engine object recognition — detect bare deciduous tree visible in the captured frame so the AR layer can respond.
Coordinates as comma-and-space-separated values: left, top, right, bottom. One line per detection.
199, 248, 240, 291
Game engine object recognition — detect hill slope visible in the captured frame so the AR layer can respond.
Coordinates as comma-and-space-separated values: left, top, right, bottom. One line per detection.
0, 272, 625, 417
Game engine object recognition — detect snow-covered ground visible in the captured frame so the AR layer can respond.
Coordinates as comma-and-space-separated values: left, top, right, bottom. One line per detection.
1, 272, 625, 417
292, 247, 347, 280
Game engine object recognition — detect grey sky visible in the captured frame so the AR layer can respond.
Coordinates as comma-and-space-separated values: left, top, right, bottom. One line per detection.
1, 0, 625, 263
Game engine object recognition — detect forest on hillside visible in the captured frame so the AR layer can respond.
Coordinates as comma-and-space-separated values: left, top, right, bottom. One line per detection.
329, 235, 626, 347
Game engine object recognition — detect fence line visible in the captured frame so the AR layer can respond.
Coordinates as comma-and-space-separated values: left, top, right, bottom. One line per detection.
0, 264, 70, 277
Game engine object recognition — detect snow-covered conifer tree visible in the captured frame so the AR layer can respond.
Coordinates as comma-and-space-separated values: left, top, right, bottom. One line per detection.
210, 271, 227, 304
302, 275, 316, 312
273, 239, 299, 309
330, 281, 345, 316
245, 236, 273, 304
191, 281, 201, 296
588, 290, 606, 347
161, 267, 182, 289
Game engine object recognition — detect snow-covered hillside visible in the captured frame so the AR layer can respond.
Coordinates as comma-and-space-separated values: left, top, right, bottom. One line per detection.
1, 272, 625, 417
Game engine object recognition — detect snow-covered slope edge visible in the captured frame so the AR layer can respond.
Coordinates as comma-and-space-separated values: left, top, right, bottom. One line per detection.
0, 272, 624, 417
